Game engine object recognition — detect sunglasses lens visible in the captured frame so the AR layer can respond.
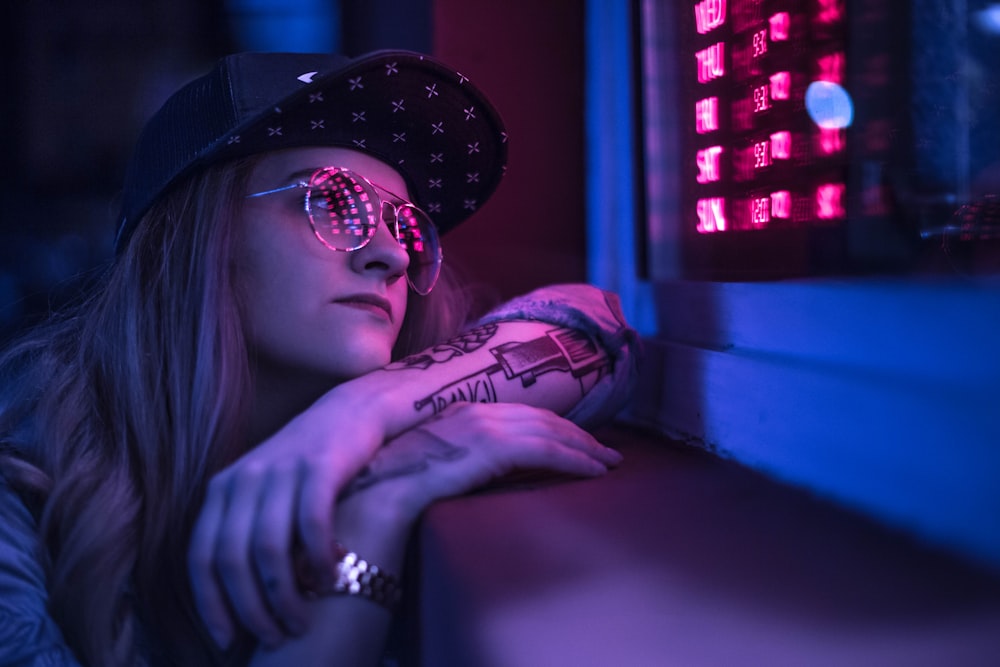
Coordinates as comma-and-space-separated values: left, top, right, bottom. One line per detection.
305, 167, 442, 294
305, 169, 379, 250
396, 206, 442, 295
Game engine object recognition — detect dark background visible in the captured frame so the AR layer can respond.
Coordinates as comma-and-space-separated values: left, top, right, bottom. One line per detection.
0, 0, 588, 340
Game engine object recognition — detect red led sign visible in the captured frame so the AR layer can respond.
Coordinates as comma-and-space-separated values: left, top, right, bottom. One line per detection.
683, 0, 849, 236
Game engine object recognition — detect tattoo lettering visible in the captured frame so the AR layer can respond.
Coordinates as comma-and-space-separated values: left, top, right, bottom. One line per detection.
413, 327, 612, 416
414, 369, 499, 414
344, 428, 468, 495
386, 323, 499, 371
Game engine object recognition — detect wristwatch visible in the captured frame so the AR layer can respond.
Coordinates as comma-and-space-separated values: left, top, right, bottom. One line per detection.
331, 543, 402, 612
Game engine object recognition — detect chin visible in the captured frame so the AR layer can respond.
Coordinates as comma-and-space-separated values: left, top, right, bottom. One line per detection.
328, 344, 394, 380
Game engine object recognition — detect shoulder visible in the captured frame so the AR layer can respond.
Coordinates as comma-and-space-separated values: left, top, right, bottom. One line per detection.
0, 479, 83, 666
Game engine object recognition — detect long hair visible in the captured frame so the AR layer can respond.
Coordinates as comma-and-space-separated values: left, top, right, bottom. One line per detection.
0, 156, 473, 666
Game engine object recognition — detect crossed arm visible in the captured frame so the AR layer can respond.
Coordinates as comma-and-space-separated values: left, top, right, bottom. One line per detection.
187, 313, 631, 665
189, 285, 638, 665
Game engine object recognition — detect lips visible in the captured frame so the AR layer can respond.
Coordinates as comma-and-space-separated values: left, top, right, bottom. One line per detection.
333, 293, 394, 321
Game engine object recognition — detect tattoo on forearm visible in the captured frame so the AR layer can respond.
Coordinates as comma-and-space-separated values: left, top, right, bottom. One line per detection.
413, 327, 612, 416
386, 323, 499, 370
414, 369, 499, 413
344, 428, 468, 495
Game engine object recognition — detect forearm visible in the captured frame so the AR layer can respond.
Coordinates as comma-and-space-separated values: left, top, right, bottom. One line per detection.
243, 293, 630, 664
324, 318, 613, 440
249, 397, 625, 665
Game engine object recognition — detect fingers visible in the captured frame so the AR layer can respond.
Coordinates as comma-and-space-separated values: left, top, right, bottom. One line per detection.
188, 465, 311, 651
478, 404, 621, 474
188, 477, 236, 649
381, 402, 623, 510
531, 416, 622, 468
296, 455, 339, 592
294, 420, 387, 589
497, 433, 610, 478
251, 469, 310, 639
214, 469, 289, 648
436, 402, 622, 469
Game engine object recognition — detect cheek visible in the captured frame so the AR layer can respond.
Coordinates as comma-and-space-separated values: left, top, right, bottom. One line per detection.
235, 210, 317, 298
233, 209, 409, 374
234, 229, 312, 347
236, 243, 292, 316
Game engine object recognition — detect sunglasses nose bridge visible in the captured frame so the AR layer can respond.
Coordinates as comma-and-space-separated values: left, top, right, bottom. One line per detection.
379, 199, 403, 237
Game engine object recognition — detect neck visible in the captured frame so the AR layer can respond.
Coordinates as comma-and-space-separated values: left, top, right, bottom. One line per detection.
247, 363, 342, 445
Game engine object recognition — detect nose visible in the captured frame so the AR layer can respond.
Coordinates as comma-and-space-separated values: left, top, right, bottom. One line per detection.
349, 212, 410, 282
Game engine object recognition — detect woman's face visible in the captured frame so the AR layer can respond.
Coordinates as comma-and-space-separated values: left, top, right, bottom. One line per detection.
237, 147, 411, 390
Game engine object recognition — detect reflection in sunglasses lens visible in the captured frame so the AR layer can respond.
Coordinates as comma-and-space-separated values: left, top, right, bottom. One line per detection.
308, 170, 378, 250
307, 168, 442, 294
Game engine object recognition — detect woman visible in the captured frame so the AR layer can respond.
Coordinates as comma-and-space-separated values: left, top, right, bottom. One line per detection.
0, 51, 638, 666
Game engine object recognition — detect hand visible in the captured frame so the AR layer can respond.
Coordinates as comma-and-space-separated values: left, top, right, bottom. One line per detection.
237, 404, 619, 666
186, 386, 388, 651
337, 402, 623, 536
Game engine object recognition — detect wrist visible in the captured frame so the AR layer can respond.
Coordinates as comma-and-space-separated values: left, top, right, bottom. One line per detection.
324, 369, 413, 439
295, 490, 411, 611
302, 543, 402, 612
335, 481, 415, 574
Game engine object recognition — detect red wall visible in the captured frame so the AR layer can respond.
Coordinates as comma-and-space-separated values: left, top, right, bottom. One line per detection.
433, 0, 587, 308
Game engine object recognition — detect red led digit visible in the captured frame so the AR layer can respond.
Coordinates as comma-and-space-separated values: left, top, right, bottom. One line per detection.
818, 127, 844, 154
770, 130, 791, 159
769, 12, 790, 41
771, 190, 792, 219
817, 52, 845, 84
816, 0, 845, 24
695, 0, 727, 34
751, 196, 771, 226
769, 71, 791, 101
695, 97, 719, 134
752, 28, 768, 57
753, 84, 770, 112
697, 197, 727, 233
696, 145, 724, 183
696, 43, 726, 83
753, 140, 771, 168
816, 183, 846, 219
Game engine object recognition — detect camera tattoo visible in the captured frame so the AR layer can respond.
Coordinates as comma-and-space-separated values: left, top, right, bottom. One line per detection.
404, 326, 612, 417
341, 327, 614, 495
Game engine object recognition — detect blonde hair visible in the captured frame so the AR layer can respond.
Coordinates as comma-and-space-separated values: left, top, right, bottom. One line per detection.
0, 156, 472, 665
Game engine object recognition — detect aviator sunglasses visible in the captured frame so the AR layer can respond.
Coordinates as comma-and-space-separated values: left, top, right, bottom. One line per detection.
246, 166, 443, 295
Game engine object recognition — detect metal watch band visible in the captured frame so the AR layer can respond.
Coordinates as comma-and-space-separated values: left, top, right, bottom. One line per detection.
331, 544, 402, 612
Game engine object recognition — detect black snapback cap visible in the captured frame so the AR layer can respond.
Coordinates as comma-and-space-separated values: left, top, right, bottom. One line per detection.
116, 50, 508, 252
